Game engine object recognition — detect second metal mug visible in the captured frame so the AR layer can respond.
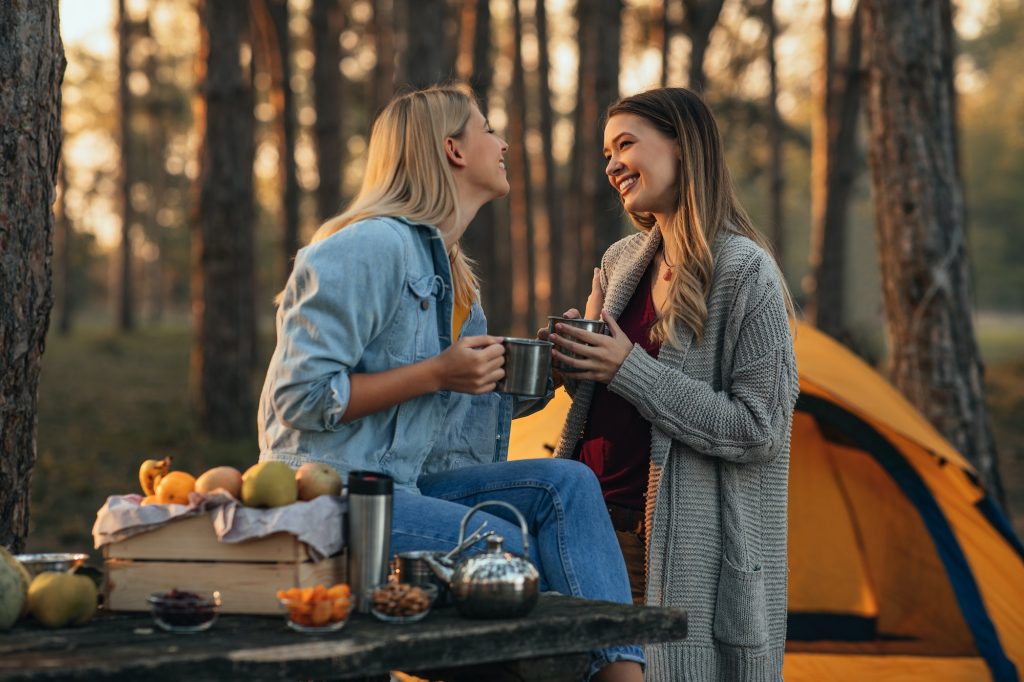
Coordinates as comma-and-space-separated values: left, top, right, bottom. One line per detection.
547, 316, 608, 371
496, 338, 552, 397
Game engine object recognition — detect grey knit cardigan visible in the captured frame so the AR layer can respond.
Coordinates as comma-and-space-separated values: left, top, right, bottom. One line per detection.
556, 226, 798, 682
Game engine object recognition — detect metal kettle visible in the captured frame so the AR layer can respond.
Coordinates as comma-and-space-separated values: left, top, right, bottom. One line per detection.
424, 500, 540, 619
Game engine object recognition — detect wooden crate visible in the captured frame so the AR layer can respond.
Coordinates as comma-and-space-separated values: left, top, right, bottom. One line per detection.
103, 514, 346, 614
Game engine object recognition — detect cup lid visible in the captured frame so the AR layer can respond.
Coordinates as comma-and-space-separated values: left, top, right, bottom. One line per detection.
348, 470, 394, 495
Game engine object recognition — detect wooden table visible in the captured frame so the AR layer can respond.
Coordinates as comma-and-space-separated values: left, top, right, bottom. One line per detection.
0, 595, 686, 681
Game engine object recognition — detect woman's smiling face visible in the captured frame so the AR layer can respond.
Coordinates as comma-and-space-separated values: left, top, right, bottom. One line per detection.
603, 113, 680, 218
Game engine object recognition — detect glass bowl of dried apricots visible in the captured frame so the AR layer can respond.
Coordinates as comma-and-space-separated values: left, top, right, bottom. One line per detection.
277, 583, 351, 633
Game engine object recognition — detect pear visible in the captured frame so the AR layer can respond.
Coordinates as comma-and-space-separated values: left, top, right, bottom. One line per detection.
241, 461, 298, 508
27, 571, 97, 628
295, 462, 342, 501
0, 547, 30, 629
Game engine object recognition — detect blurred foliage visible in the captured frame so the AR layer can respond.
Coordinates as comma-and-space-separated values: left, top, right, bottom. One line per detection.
960, 1, 1024, 311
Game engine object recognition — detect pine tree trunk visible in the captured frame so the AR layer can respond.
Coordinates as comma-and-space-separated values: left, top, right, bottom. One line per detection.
398, 0, 447, 88
372, 0, 396, 114
591, 0, 623, 275
807, 0, 862, 339
192, 0, 256, 439
312, 0, 344, 222
566, 0, 593, 307
118, 0, 135, 332
263, 0, 301, 285
457, 0, 506, 332
508, 0, 537, 334
660, 0, 673, 86
862, 0, 1005, 505
0, 0, 64, 551
536, 0, 562, 312
765, 0, 784, 263
680, 0, 725, 93
567, 0, 622, 306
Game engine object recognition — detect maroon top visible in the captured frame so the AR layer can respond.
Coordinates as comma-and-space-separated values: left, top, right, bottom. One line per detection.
578, 264, 661, 510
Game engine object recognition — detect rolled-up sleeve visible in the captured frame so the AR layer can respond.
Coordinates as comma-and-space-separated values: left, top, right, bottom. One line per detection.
269, 222, 406, 430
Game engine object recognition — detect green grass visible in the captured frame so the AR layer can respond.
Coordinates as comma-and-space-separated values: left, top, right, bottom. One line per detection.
28, 326, 264, 557
25, 316, 1024, 557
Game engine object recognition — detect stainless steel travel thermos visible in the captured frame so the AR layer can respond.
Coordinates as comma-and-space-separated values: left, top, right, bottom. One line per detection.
346, 471, 393, 613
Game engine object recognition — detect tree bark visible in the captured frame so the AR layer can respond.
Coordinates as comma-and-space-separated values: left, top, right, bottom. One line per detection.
312, 0, 345, 222
0, 0, 64, 551
192, 0, 256, 439
118, 0, 135, 332
397, 0, 447, 88
807, 0, 862, 339
260, 0, 301, 286
862, 0, 1005, 505
508, 0, 537, 334
680, 0, 725, 93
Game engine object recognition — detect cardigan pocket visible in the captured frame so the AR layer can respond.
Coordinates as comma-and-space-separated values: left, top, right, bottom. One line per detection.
712, 554, 769, 648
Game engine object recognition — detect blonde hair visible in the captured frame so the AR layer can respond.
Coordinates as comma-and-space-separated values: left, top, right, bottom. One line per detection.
607, 88, 795, 347
290, 85, 479, 310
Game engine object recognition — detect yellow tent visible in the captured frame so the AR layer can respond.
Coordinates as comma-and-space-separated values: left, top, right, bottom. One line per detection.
509, 323, 1024, 681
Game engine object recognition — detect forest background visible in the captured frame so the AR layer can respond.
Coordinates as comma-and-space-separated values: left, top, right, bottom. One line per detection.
18, 0, 1024, 556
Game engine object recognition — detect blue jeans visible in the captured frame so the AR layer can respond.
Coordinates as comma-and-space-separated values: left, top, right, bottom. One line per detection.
391, 458, 645, 680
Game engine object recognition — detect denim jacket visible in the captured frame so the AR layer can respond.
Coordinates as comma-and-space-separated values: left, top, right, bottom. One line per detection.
258, 216, 546, 490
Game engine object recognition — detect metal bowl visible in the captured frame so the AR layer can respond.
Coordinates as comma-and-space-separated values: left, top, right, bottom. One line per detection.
14, 553, 89, 578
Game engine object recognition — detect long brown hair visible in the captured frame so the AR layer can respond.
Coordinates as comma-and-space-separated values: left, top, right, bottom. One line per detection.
286, 85, 479, 310
607, 87, 794, 346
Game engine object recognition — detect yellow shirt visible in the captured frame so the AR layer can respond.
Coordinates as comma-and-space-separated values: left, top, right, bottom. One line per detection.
452, 299, 471, 341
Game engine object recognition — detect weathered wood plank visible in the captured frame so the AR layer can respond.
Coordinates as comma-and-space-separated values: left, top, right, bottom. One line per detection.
0, 595, 686, 681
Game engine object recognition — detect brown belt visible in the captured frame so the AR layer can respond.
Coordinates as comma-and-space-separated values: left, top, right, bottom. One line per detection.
607, 504, 644, 534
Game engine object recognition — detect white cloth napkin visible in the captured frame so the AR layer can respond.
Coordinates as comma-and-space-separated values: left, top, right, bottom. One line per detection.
92, 492, 346, 561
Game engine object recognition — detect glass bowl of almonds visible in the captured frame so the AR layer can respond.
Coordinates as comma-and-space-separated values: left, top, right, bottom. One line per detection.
370, 582, 437, 624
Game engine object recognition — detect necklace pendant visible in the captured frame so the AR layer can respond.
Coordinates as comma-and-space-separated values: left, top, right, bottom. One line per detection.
662, 269, 672, 281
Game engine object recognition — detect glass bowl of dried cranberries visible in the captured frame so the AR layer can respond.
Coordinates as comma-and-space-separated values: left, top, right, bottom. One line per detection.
147, 589, 221, 633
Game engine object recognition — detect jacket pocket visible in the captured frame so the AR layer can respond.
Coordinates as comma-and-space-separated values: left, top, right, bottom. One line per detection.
713, 555, 769, 648
386, 275, 437, 363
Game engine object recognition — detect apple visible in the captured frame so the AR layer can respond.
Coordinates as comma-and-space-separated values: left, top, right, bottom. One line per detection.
295, 462, 342, 501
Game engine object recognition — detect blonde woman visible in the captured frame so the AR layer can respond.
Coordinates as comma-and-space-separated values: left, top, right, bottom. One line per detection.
258, 86, 643, 682
549, 87, 798, 681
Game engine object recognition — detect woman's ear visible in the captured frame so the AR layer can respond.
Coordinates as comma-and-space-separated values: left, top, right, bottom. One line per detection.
445, 137, 467, 168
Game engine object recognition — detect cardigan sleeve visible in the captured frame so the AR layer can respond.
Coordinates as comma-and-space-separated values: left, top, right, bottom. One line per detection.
607, 254, 798, 465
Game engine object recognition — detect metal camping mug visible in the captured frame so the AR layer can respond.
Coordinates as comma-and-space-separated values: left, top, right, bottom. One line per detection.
395, 551, 451, 606
496, 338, 552, 397
547, 316, 608, 371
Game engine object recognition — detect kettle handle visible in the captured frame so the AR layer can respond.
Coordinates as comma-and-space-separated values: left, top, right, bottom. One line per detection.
457, 501, 530, 555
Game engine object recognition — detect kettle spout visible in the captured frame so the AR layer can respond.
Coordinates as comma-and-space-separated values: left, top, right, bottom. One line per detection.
422, 552, 455, 586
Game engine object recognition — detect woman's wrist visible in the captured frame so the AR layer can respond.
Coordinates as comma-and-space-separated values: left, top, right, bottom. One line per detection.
420, 354, 445, 393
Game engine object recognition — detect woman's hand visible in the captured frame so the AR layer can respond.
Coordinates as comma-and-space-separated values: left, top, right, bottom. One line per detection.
584, 268, 604, 320
431, 335, 506, 394
550, 311, 633, 383
537, 312, 577, 390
